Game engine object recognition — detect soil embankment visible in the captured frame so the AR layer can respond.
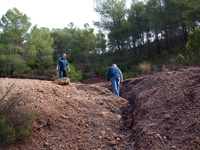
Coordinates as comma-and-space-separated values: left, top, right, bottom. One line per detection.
0, 66, 199, 149
121, 67, 200, 150
0, 78, 132, 150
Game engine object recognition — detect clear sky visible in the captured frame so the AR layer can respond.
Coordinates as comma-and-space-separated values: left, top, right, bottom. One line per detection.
0, 0, 132, 31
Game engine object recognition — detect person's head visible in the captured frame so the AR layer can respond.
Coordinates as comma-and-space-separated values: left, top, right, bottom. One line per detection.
62, 54, 66, 59
112, 64, 117, 67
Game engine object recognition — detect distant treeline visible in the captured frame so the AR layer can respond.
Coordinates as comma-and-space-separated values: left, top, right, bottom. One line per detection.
0, 0, 199, 80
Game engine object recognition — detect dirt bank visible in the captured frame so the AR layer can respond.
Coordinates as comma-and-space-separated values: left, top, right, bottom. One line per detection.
121, 67, 200, 150
0, 78, 133, 150
1, 66, 199, 150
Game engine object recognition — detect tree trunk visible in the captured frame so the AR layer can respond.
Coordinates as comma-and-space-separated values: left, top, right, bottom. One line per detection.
139, 44, 143, 56
165, 28, 173, 54
182, 22, 188, 44
133, 39, 137, 56
155, 33, 160, 54
147, 33, 151, 58
167, 36, 172, 54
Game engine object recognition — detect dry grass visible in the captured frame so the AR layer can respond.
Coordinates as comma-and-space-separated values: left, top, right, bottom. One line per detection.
138, 62, 151, 74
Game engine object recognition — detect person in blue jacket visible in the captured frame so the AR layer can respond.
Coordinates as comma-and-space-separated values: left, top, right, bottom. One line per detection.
56, 54, 70, 78
107, 64, 123, 96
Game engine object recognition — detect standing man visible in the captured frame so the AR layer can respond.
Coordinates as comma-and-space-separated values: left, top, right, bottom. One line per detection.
107, 64, 123, 96
56, 54, 70, 79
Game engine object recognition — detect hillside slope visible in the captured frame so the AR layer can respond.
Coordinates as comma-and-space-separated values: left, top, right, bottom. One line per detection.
121, 67, 200, 150
0, 78, 132, 150
0, 66, 199, 150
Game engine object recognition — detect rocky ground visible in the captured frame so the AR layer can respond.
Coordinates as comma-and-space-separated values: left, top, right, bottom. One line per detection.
0, 78, 132, 150
121, 67, 200, 150
82, 67, 200, 150
0, 66, 199, 150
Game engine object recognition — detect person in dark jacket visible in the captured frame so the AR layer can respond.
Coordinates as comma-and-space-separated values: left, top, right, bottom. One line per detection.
56, 54, 70, 78
107, 64, 123, 96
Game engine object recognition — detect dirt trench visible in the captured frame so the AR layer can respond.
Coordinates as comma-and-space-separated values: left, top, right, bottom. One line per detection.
86, 67, 200, 150
120, 67, 200, 150
0, 66, 199, 150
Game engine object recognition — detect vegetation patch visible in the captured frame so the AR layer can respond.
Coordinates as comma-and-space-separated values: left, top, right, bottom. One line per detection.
0, 85, 35, 145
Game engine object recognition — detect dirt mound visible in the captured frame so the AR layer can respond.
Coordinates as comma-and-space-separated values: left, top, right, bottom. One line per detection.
0, 78, 133, 150
121, 67, 200, 150
82, 77, 107, 84
1, 67, 199, 149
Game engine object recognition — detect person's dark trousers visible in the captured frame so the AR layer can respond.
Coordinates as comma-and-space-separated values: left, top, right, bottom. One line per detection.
59, 69, 67, 79
110, 76, 120, 96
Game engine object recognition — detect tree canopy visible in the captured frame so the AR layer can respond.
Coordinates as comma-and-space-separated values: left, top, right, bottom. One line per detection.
0, 1, 199, 80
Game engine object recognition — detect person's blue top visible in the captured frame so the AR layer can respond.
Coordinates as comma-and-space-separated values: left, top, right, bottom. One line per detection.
107, 66, 123, 82
57, 57, 68, 71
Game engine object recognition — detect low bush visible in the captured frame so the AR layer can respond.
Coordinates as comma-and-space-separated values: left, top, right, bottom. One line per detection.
186, 27, 200, 64
53, 64, 83, 82
0, 119, 16, 145
176, 53, 185, 63
0, 85, 35, 145
45, 69, 57, 78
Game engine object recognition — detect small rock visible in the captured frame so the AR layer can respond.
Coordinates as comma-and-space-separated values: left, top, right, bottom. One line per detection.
116, 138, 121, 141
167, 72, 173, 75
53, 77, 70, 85
18, 101, 24, 106
101, 90, 106, 94
164, 114, 170, 119
171, 145, 176, 149
101, 111, 108, 117
37, 89, 44, 92
60, 115, 68, 119
117, 115, 122, 120
44, 142, 49, 146
124, 118, 133, 128
108, 140, 118, 146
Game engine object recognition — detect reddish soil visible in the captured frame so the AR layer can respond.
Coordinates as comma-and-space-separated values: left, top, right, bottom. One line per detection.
121, 67, 200, 150
0, 66, 199, 150
0, 78, 132, 150
82, 77, 107, 84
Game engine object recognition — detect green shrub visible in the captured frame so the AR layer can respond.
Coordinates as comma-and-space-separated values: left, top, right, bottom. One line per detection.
15, 126, 31, 142
45, 69, 57, 78
33, 68, 45, 75
0, 88, 35, 145
117, 63, 129, 72
186, 28, 200, 63
166, 62, 183, 70
95, 65, 110, 78
54, 64, 83, 82
176, 53, 185, 63
161, 50, 169, 58
123, 72, 136, 79
0, 119, 16, 145
0, 119, 31, 145
0, 54, 31, 74
67, 64, 83, 82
